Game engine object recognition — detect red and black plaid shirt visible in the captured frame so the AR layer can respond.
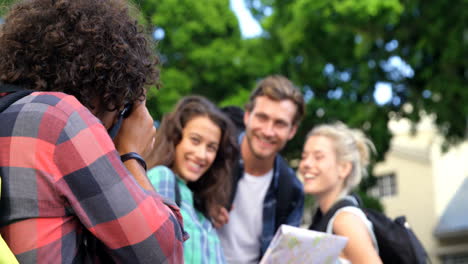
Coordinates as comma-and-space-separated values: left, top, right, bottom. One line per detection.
0, 92, 187, 263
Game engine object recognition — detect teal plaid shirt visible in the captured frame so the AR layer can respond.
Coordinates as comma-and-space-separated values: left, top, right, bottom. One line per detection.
148, 166, 226, 264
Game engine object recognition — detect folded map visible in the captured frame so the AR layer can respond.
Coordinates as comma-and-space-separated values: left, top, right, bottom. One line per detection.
259, 225, 348, 264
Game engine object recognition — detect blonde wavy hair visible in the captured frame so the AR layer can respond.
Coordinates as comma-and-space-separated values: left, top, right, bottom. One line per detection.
306, 122, 376, 196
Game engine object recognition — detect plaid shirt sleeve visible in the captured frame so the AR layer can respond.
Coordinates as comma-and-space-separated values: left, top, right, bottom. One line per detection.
0, 92, 187, 263
147, 166, 177, 202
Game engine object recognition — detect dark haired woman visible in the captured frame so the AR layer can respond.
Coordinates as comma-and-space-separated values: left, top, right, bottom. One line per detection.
148, 95, 238, 264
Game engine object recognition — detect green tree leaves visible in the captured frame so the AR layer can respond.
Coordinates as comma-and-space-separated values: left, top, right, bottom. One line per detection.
135, 0, 252, 114
3, 0, 463, 157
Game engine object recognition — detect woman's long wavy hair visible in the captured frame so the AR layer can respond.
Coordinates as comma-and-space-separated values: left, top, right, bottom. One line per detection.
0, 0, 159, 111
306, 122, 376, 198
153, 96, 239, 215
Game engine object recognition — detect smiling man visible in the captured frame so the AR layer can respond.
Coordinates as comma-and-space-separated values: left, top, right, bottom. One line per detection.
213, 75, 305, 263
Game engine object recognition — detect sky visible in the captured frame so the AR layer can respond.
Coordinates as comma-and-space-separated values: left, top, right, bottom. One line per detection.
230, 0, 262, 38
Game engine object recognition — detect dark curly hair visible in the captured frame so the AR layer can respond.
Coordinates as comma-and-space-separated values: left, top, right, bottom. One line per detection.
153, 96, 239, 215
0, 0, 159, 111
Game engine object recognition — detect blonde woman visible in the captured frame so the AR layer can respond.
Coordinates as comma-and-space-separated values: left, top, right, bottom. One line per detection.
299, 122, 382, 264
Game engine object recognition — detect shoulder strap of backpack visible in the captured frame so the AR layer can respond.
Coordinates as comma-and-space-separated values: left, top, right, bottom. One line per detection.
309, 197, 357, 232
0, 83, 26, 93
0, 84, 32, 113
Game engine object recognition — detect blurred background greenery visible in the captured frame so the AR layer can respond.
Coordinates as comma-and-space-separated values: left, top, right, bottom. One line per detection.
1, 0, 466, 210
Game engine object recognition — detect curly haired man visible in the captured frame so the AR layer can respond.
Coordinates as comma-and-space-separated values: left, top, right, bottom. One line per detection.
0, 0, 186, 263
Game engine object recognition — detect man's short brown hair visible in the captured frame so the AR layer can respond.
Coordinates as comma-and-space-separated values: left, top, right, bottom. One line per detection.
245, 75, 305, 125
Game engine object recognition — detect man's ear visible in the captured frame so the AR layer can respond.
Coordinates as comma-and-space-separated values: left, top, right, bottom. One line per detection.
243, 110, 251, 128
287, 124, 299, 140
338, 161, 352, 180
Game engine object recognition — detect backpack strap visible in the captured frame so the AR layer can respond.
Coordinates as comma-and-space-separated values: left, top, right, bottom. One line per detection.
309, 196, 357, 232
327, 205, 379, 252
309, 195, 379, 252
0, 83, 26, 93
0, 84, 32, 113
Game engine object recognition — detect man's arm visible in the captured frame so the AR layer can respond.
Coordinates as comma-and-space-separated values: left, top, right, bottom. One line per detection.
53, 96, 186, 263
113, 100, 156, 191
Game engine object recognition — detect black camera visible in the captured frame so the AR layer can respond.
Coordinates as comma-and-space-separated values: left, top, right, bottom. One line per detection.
108, 103, 133, 139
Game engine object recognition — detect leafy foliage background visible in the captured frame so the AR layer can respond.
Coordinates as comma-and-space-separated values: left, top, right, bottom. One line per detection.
2, 0, 466, 209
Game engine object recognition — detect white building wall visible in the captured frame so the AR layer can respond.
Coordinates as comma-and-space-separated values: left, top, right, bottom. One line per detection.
373, 116, 468, 264
431, 139, 468, 218
374, 131, 439, 262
